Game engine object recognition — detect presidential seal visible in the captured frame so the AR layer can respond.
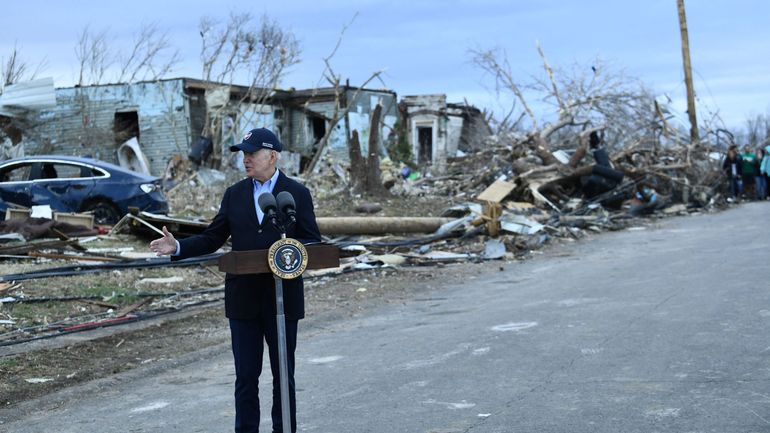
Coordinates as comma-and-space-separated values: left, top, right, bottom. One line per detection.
267, 238, 308, 279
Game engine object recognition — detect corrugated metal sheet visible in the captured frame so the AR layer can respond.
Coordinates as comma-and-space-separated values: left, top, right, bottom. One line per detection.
0, 77, 56, 117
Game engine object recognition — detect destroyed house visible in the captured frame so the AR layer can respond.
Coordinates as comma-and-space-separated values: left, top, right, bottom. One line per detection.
22, 79, 398, 176
271, 87, 398, 171
400, 94, 490, 171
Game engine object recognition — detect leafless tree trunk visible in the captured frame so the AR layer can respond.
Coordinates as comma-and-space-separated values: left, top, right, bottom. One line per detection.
347, 104, 387, 196
536, 40, 566, 115
568, 126, 606, 168
365, 103, 387, 195
348, 130, 366, 193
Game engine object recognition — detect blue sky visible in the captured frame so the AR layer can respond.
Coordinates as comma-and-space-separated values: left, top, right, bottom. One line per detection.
2, 0, 769, 130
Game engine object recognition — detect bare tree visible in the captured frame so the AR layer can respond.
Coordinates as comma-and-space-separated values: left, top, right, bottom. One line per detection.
470, 46, 539, 130
1, 44, 46, 89
198, 12, 300, 167
117, 23, 181, 83
470, 45, 674, 157
75, 26, 111, 86
737, 113, 770, 148
301, 13, 386, 182
71, 24, 181, 154
540, 59, 664, 150
75, 24, 180, 86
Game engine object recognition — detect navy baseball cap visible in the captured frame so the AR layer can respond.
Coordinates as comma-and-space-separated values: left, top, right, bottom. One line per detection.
229, 128, 283, 153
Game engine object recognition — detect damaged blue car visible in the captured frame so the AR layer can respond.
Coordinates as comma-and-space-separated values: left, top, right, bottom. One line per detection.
0, 155, 169, 224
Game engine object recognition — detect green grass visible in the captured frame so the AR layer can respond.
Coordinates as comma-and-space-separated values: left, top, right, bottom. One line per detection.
0, 357, 19, 369
2, 289, 142, 325
7, 302, 73, 321
80, 284, 126, 299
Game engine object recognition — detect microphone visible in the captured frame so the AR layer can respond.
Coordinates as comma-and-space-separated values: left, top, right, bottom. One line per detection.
257, 193, 279, 228
276, 191, 296, 225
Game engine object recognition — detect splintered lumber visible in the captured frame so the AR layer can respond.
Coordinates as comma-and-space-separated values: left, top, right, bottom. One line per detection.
0, 281, 21, 294
27, 251, 123, 262
316, 217, 454, 235
80, 299, 120, 309
0, 239, 79, 256
116, 297, 153, 317
476, 180, 516, 203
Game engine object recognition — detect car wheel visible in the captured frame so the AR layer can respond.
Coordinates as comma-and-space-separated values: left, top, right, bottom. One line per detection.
84, 201, 121, 225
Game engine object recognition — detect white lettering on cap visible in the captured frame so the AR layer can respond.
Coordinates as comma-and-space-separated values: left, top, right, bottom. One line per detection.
262, 142, 274, 149
243, 131, 252, 141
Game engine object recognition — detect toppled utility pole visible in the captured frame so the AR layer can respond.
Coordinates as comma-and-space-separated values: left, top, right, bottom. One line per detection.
677, 0, 699, 145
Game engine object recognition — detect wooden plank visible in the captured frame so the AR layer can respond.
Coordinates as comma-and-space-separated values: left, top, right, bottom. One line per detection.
505, 201, 536, 211
80, 299, 120, 309
51, 228, 87, 251
0, 239, 77, 255
476, 179, 516, 203
116, 297, 153, 317
0, 282, 21, 294
27, 251, 122, 262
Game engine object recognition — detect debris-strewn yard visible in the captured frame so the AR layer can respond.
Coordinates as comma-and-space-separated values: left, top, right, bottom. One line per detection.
0, 121, 741, 410
0, 234, 513, 408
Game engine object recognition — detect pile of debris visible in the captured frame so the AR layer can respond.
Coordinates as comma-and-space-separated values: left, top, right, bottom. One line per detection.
288, 125, 730, 269
381, 128, 725, 211
141, 124, 730, 270
0, 123, 732, 344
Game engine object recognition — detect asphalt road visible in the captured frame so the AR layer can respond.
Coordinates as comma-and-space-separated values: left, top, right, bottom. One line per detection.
2, 203, 769, 433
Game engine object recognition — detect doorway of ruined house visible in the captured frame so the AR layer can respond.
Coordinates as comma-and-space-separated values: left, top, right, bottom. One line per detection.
417, 126, 433, 165
114, 111, 139, 146
310, 116, 326, 145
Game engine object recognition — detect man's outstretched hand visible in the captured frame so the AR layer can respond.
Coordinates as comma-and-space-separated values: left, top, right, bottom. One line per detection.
149, 226, 177, 256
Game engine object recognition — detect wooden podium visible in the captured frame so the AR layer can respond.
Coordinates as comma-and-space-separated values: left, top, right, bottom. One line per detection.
217, 241, 339, 432
218, 243, 340, 274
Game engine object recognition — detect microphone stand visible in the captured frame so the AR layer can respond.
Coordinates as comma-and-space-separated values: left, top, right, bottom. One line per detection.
267, 212, 293, 433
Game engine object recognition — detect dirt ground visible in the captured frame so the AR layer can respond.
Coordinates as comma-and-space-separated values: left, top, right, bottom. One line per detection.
0, 252, 514, 409
0, 191, 476, 409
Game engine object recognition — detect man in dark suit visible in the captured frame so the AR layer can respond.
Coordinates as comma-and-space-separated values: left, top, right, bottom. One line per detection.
150, 127, 321, 433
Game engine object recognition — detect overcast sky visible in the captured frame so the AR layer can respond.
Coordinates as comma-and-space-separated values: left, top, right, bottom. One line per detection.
2, 0, 768, 130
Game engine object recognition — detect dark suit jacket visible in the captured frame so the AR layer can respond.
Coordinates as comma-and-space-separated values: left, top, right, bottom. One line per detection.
175, 171, 321, 320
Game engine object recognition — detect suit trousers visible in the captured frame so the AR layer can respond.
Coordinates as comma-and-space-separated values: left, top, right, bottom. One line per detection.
229, 317, 298, 433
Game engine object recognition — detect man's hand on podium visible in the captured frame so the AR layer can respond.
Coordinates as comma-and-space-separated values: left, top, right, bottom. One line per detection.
149, 226, 177, 256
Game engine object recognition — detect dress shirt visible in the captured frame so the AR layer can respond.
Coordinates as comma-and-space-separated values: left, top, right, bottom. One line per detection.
253, 168, 280, 224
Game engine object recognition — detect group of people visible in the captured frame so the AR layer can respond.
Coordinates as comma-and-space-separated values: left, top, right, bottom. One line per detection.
722, 143, 770, 201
